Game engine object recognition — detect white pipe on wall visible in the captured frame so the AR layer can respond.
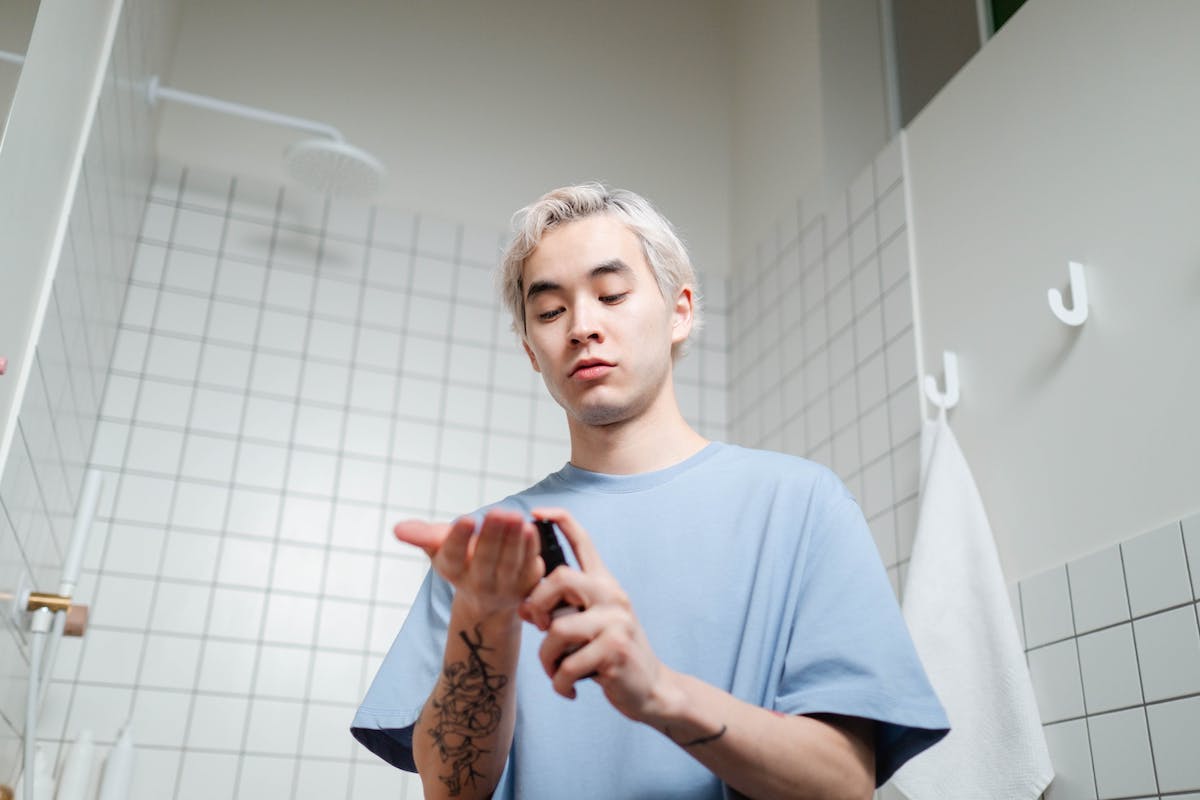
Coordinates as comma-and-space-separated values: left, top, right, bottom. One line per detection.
39, 469, 102, 702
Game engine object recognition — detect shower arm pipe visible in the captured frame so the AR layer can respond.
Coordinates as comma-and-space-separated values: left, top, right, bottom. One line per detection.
146, 75, 345, 142
0, 55, 343, 142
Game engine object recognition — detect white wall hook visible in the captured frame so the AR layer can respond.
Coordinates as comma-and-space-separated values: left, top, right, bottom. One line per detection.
1048, 261, 1089, 326
923, 350, 959, 410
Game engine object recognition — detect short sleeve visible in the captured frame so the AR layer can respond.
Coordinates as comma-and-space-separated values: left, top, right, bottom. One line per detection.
775, 492, 950, 786
350, 567, 451, 771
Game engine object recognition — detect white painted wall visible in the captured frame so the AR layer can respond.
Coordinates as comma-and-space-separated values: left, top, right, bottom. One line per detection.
817, 0, 890, 206
906, 0, 1200, 582
727, 0, 893, 264
729, 0, 824, 263
157, 0, 733, 276
0, 0, 38, 124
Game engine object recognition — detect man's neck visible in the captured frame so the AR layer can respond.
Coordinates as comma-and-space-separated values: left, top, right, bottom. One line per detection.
565, 389, 709, 476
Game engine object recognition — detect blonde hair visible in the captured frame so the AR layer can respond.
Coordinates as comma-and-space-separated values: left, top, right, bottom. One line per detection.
497, 182, 702, 358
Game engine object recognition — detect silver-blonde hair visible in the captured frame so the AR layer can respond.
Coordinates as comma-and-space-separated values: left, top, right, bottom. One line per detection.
497, 182, 702, 358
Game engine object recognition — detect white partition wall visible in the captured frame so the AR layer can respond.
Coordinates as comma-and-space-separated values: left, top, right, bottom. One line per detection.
901, 2, 1200, 797
0, 0, 179, 786
904, 0, 1200, 582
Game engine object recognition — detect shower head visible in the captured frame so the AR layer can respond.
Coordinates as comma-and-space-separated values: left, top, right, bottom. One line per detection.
145, 76, 387, 198
285, 138, 386, 197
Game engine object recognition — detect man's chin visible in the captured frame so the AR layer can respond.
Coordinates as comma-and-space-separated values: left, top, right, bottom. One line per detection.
570, 401, 634, 427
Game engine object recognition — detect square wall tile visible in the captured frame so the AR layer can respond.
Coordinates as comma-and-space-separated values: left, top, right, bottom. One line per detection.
1146, 695, 1200, 793
294, 759, 350, 800
1077, 624, 1143, 714
1132, 605, 1200, 702
177, 751, 239, 800
150, 581, 211, 635
197, 640, 257, 694
62, 684, 134, 742
1067, 545, 1130, 634
1122, 522, 1192, 616
244, 698, 304, 755
90, 574, 156, 628
131, 687, 191, 746
1042, 719, 1096, 800
207, 587, 266, 640
353, 761, 419, 797
129, 747, 182, 800
1021, 566, 1075, 647
76, 628, 145, 684
101, 524, 165, 576
160, 530, 220, 582
1183, 512, 1200, 599
254, 645, 313, 700
1086, 708, 1157, 800
186, 694, 249, 751
301, 701, 357, 759
237, 755, 296, 800
140, 634, 203, 690
1027, 640, 1085, 723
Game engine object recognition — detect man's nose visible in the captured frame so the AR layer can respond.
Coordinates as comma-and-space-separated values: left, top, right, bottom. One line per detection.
568, 309, 603, 345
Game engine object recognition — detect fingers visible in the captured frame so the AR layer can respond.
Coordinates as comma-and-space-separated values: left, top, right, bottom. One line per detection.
435, 509, 542, 612
531, 507, 604, 573
471, 512, 528, 592
393, 519, 453, 558
520, 566, 610, 630
538, 607, 618, 699
434, 517, 476, 581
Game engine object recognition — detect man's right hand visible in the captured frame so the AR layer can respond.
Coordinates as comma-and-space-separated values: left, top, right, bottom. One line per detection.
395, 509, 544, 617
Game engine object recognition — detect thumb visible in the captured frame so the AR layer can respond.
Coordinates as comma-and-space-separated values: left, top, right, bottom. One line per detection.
394, 520, 453, 558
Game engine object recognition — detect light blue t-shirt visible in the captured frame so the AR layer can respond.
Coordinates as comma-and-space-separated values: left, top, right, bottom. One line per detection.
352, 442, 949, 798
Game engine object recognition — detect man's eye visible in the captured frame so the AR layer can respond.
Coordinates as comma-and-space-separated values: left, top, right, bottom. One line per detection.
600, 293, 629, 304
538, 308, 564, 321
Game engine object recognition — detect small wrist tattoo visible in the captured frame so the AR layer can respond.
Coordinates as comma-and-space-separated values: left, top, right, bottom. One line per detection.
670, 723, 728, 748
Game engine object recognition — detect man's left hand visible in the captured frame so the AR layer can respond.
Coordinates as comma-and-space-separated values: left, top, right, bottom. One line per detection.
518, 506, 671, 723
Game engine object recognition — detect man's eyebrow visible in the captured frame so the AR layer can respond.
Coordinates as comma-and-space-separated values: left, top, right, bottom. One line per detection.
524, 278, 560, 302
524, 259, 634, 302
589, 259, 632, 279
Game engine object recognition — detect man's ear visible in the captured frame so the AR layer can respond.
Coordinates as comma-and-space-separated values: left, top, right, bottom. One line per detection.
522, 339, 542, 373
670, 285, 694, 346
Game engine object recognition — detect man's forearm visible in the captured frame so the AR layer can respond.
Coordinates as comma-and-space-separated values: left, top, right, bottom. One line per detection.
413, 601, 522, 799
640, 670, 876, 800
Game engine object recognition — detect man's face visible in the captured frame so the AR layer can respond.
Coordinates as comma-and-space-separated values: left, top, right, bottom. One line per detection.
520, 214, 692, 427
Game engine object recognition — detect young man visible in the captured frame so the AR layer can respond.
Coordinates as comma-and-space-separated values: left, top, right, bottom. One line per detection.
352, 184, 949, 799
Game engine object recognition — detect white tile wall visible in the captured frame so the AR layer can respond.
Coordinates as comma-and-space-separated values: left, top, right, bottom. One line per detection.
729, 138, 917, 598
1021, 516, 1200, 799
39, 160, 729, 798
0, 0, 164, 786
736, 136, 1200, 800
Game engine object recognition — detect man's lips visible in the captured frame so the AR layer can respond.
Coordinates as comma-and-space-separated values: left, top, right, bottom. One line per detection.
570, 359, 615, 379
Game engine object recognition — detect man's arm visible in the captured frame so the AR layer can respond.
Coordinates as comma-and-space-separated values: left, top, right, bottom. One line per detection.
638, 672, 875, 800
397, 510, 543, 800
412, 598, 522, 798
520, 507, 876, 800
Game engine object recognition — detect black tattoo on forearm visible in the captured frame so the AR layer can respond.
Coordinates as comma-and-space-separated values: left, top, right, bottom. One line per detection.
427, 625, 509, 795
668, 723, 728, 748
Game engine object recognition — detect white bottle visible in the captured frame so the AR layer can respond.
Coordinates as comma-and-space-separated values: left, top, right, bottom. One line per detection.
15, 746, 53, 800
96, 728, 134, 800
54, 730, 94, 800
